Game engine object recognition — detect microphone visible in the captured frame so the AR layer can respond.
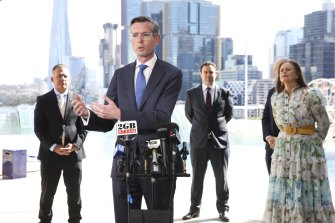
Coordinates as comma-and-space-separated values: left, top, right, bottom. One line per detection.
116, 120, 138, 145
147, 139, 161, 177
113, 144, 125, 159
168, 122, 180, 174
113, 144, 126, 174
168, 122, 180, 145
157, 124, 169, 174
116, 120, 138, 175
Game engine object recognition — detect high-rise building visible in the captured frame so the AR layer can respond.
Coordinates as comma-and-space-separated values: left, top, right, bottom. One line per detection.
274, 28, 303, 60
121, 0, 220, 100
142, 1, 165, 59
100, 23, 120, 88
220, 38, 233, 70
290, 1, 335, 81
48, 0, 72, 87
221, 55, 262, 81
48, 0, 86, 91
121, 0, 142, 65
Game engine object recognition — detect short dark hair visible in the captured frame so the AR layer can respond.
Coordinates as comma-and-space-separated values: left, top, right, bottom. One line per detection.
199, 61, 217, 72
129, 16, 160, 35
52, 64, 67, 73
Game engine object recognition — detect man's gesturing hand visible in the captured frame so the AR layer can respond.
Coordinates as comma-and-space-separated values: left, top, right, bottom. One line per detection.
71, 94, 89, 118
90, 95, 121, 120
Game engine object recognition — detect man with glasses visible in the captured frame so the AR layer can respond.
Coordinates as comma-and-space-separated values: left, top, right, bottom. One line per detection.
71, 16, 182, 223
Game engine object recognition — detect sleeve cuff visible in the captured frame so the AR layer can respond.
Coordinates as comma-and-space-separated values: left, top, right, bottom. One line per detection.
81, 110, 91, 126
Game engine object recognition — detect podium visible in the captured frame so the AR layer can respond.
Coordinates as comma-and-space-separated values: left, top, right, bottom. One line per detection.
130, 210, 172, 223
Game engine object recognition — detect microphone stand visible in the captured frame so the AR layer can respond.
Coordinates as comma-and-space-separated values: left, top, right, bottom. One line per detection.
180, 142, 189, 175
121, 135, 132, 223
171, 142, 177, 175
143, 146, 150, 174
161, 138, 168, 174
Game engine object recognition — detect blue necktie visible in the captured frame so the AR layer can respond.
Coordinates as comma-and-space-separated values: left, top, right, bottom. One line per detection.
135, 64, 148, 109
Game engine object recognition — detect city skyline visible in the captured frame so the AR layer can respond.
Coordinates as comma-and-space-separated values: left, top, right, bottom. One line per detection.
0, 0, 324, 85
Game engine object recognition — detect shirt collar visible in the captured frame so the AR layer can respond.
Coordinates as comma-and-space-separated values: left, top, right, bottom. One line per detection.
136, 54, 157, 69
54, 89, 68, 96
202, 83, 216, 92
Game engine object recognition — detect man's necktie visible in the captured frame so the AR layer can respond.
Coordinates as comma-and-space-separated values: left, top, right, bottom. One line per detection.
58, 94, 65, 118
135, 64, 148, 110
58, 94, 66, 146
206, 87, 212, 112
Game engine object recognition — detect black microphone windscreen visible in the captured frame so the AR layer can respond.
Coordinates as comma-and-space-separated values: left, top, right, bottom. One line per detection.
157, 123, 168, 139
168, 122, 179, 131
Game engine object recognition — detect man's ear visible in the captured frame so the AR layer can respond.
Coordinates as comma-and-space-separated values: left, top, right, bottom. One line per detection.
51, 76, 54, 83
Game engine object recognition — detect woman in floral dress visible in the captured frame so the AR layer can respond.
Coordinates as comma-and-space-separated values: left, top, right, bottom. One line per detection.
263, 60, 335, 222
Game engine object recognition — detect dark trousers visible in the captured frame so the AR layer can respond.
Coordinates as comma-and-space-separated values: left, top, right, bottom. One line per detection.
39, 160, 82, 223
189, 143, 229, 214
265, 143, 273, 175
112, 175, 176, 223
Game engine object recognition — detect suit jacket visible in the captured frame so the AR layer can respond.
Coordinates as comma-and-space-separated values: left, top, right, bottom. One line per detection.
261, 87, 279, 144
34, 90, 87, 163
85, 58, 183, 178
185, 85, 234, 149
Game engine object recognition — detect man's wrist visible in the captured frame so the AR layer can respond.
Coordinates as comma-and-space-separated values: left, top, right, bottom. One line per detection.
73, 144, 79, 151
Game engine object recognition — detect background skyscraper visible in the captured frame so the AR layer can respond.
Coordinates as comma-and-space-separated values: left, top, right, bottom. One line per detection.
48, 0, 86, 92
120, 0, 142, 65
121, 0, 220, 100
290, 0, 335, 81
100, 23, 120, 88
48, 0, 72, 88
273, 28, 303, 61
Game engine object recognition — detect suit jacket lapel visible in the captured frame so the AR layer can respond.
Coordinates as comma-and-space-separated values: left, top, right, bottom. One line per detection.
214, 86, 221, 102
63, 91, 74, 121
50, 90, 64, 121
120, 62, 137, 111
212, 86, 221, 110
195, 85, 207, 113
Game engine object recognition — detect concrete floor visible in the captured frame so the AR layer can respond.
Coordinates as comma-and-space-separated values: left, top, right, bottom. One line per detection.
0, 131, 268, 223
1, 119, 334, 223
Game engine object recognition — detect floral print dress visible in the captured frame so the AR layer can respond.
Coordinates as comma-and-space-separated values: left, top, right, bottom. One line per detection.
263, 87, 335, 222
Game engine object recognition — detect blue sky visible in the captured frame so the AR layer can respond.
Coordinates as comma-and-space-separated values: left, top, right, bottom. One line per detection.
0, 0, 323, 84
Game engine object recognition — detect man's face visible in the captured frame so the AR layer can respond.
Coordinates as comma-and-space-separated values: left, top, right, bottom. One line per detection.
200, 65, 217, 87
130, 22, 160, 61
51, 66, 70, 93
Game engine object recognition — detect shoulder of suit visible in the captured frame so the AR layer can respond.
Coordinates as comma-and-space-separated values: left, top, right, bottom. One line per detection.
36, 89, 54, 102
156, 58, 182, 72
187, 85, 201, 93
217, 86, 229, 93
40, 89, 54, 98
268, 87, 276, 94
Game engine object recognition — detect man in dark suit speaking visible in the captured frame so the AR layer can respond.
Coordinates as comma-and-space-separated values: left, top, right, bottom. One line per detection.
182, 61, 233, 222
34, 64, 88, 223
71, 16, 182, 223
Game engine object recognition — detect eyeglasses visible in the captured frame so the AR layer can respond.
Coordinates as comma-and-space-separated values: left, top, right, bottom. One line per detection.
129, 32, 157, 40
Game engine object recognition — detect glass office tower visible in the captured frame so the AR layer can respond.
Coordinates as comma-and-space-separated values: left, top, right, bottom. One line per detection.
121, 0, 220, 100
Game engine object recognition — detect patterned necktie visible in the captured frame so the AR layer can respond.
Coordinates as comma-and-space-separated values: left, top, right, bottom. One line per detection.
135, 64, 148, 110
206, 87, 212, 112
